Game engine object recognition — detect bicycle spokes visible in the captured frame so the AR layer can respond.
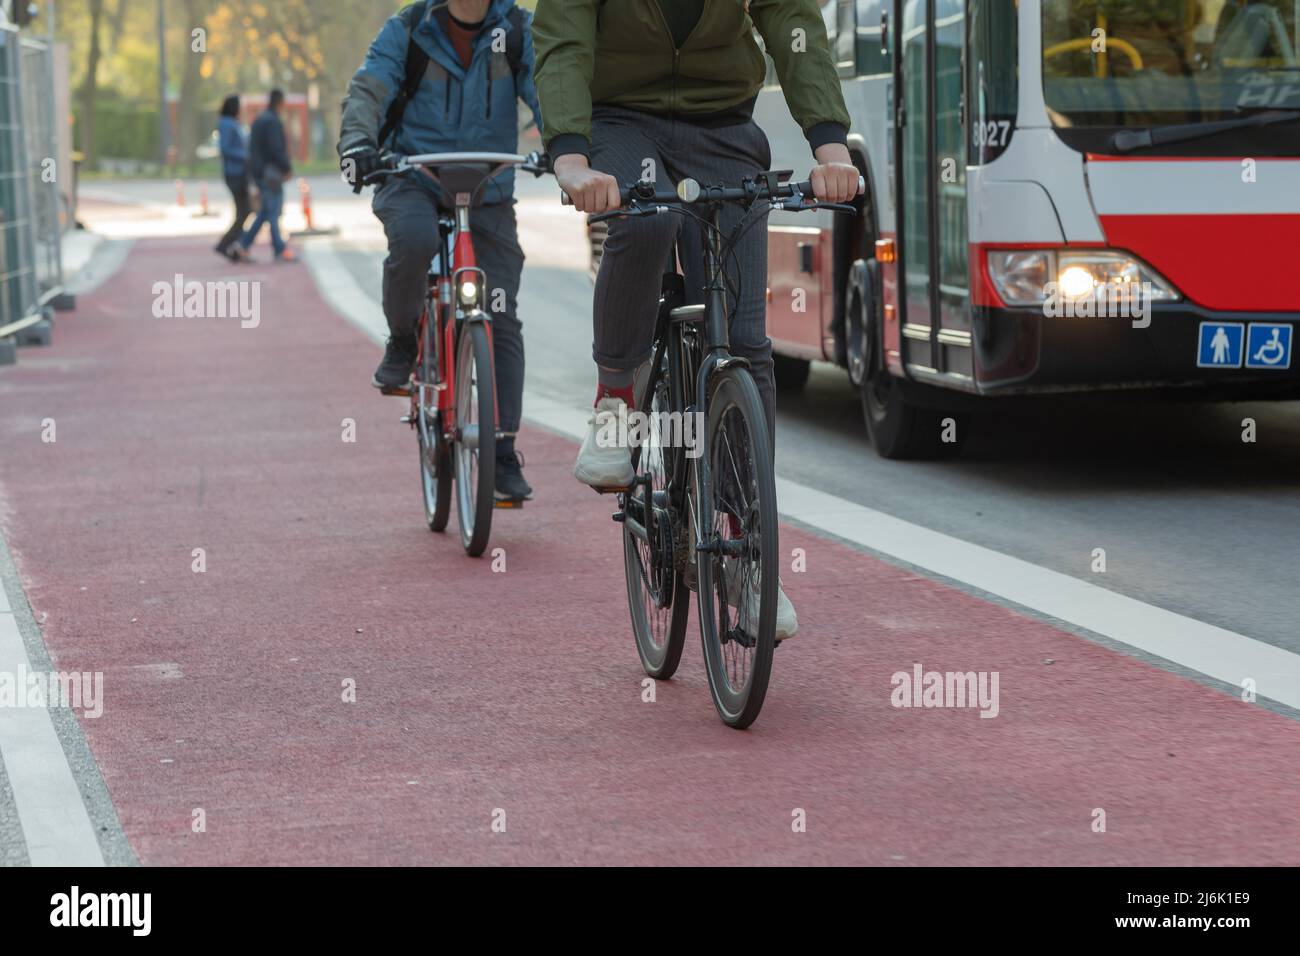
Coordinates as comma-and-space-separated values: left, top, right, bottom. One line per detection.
710, 408, 764, 691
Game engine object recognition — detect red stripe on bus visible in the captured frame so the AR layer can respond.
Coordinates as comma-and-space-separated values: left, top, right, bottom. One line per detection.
1086, 154, 1299, 163
1098, 214, 1300, 312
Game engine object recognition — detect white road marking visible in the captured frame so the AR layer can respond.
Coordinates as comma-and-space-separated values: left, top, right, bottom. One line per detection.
0, 611, 106, 866
303, 240, 1300, 711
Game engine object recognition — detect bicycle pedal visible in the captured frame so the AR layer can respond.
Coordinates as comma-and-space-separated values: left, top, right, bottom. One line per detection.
379, 385, 412, 398
493, 497, 525, 509
589, 484, 631, 495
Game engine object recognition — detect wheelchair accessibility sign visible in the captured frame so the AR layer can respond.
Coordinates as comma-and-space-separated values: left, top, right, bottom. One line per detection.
1245, 323, 1292, 370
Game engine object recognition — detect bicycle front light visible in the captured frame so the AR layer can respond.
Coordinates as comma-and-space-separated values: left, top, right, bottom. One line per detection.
458, 279, 479, 307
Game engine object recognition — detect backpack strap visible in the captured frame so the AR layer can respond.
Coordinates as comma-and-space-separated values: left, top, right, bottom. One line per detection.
504, 5, 525, 84
377, 1, 431, 149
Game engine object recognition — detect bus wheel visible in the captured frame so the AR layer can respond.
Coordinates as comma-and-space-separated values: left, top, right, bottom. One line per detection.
861, 371, 963, 460
849, 263, 964, 459
845, 258, 878, 388
773, 354, 811, 390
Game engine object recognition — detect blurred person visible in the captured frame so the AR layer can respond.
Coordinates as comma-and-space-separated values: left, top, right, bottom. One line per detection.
215, 95, 253, 263
239, 89, 297, 263
338, 0, 542, 502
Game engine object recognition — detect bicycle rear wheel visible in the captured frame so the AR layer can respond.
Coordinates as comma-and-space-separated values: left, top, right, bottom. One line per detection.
416, 306, 452, 532
417, 394, 452, 532
695, 367, 778, 729
623, 366, 689, 679
454, 320, 496, 556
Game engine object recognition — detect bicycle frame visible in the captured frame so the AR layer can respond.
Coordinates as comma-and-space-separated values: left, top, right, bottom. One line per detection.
626, 203, 742, 596
410, 184, 496, 445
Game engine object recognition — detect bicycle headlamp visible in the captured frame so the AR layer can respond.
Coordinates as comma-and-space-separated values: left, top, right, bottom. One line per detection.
458, 280, 479, 306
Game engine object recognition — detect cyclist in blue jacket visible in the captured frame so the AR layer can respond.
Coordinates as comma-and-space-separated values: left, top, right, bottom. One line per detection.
339, 0, 542, 502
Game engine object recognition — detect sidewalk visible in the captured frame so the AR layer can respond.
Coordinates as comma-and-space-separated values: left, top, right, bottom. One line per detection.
0, 234, 1297, 865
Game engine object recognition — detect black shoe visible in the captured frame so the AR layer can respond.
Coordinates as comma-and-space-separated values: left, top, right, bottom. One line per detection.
495, 450, 532, 501
372, 335, 418, 394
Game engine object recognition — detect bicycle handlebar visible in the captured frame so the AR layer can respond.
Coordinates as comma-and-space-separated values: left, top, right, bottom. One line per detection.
362, 150, 551, 186
563, 173, 864, 223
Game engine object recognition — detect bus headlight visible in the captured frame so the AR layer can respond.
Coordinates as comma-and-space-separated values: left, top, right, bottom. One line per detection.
1056, 253, 1179, 304
458, 280, 479, 307
987, 250, 1179, 306
1057, 265, 1095, 299
986, 250, 1052, 305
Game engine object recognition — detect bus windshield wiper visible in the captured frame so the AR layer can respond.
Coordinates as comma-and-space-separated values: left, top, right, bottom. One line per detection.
1110, 109, 1300, 153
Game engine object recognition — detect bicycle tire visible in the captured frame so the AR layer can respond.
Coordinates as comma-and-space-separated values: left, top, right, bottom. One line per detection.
454, 321, 496, 556
694, 367, 778, 729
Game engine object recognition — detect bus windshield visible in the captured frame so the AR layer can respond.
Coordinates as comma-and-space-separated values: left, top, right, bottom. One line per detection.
1042, 0, 1300, 127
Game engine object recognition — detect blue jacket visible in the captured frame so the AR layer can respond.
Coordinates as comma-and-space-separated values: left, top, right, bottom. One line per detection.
218, 115, 248, 179
338, 0, 542, 205
248, 109, 292, 188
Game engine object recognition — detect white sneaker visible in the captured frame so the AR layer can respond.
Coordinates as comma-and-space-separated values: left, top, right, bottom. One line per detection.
573, 397, 635, 489
725, 559, 799, 642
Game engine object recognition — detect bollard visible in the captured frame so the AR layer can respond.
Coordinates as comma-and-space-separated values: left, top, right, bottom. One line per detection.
175, 179, 185, 207
290, 177, 340, 238
194, 182, 216, 218
299, 177, 313, 231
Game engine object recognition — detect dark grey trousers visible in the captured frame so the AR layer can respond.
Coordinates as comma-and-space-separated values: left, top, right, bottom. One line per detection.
373, 175, 526, 447
590, 105, 775, 444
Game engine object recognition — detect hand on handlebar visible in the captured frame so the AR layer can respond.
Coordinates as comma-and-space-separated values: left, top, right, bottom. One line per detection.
340, 145, 384, 194
554, 154, 621, 214
810, 143, 862, 204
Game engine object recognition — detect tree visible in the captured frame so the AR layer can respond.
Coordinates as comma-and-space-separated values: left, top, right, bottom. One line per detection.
78, 0, 108, 167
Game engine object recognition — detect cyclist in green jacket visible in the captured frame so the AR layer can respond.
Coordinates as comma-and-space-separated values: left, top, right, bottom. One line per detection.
533, 0, 858, 641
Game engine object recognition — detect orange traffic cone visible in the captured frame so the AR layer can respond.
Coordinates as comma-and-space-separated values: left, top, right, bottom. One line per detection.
299, 178, 313, 231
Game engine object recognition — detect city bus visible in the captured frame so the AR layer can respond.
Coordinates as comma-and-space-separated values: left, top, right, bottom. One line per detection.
754, 0, 1300, 457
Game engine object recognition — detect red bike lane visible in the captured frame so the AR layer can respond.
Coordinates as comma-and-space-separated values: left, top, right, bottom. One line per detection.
0, 235, 1297, 865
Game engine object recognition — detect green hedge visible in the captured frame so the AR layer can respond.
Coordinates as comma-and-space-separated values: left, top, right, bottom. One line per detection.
72, 99, 160, 165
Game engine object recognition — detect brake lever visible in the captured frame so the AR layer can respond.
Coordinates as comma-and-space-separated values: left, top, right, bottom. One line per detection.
772, 197, 856, 215
588, 204, 663, 224
808, 201, 858, 214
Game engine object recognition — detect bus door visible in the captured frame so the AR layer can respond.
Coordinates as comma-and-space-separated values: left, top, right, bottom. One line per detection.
894, 0, 972, 386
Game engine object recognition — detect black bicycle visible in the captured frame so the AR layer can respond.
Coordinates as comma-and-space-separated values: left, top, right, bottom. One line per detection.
591, 172, 859, 728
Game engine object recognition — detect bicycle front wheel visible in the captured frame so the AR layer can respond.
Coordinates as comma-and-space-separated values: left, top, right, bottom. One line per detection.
454, 320, 496, 557
694, 367, 778, 729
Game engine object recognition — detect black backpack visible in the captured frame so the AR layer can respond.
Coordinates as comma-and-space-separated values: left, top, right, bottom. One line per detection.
377, 1, 528, 148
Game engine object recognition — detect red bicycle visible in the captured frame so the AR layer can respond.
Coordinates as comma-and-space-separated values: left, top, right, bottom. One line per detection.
366, 151, 550, 557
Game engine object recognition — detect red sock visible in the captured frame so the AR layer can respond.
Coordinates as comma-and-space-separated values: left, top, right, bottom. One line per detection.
595, 382, 635, 409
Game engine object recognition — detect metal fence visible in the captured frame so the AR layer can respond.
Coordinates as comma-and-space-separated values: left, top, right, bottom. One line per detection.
21, 34, 62, 298
0, 24, 62, 345
0, 21, 39, 337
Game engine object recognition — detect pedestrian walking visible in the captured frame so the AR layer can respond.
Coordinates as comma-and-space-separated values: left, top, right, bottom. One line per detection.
214, 94, 253, 262
238, 89, 297, 263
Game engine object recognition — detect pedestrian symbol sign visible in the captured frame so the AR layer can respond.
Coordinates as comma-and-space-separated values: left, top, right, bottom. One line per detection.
1197, 322, 1244, 368
1245, 323, 1292, 370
